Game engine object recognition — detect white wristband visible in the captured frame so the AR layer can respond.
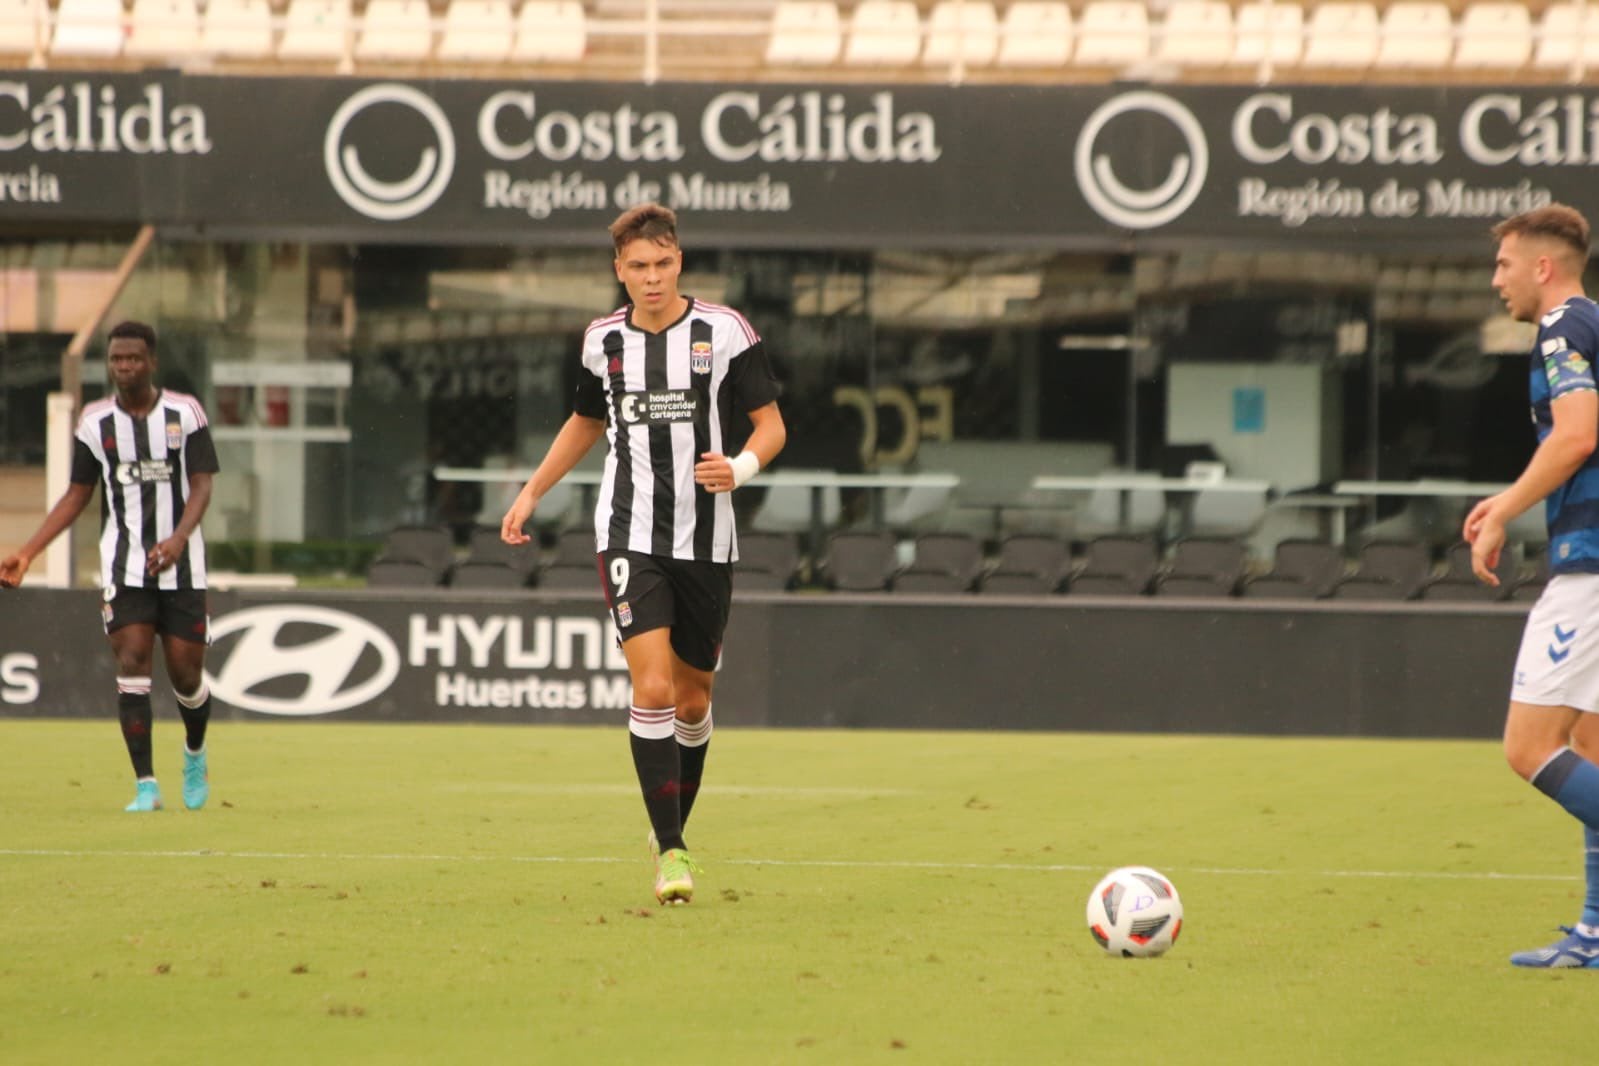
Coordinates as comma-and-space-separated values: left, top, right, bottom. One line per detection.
729, 450, 761, 489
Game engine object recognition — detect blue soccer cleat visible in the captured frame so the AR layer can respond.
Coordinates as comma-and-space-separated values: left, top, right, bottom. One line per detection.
124, 779, 163, 812
1510, 926, 1599, 968
182, 747, 209, 810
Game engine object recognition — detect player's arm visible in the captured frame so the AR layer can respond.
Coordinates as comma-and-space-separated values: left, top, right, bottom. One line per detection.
500, 413, 606, 546
149, 471, 215, 576
696, 335, 785, 494
696, 401, 786, 494
0, 481, 96, 588
1464, 379, 1598, 585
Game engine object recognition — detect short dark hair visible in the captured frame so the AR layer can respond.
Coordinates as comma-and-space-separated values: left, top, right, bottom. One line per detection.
107, 320, 157, 352
609, 203, 678, 256
1492, 204, 1591, 264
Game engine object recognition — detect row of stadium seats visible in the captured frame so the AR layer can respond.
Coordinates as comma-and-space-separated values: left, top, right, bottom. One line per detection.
7, 0, 1594, 75
365, 524, 1548, 601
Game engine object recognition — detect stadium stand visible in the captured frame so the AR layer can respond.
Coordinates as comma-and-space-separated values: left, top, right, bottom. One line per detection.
995, 1, 1073, 67
354, 0, 433, 61
821, 530, 899, 591
1374, 1, 1452, 70
921, 0, 999, 69
449, 525, 539, 589
276, 0, 352, 62
51, 0, 123, 57
766, 0, 842, 64
1328, 539, 1433, 601
736, 531, 803, 591
1153, 537, 1248, 597
437, 0, 515, 61
1239, 538, 1345, 599
1073, 0, 1149, 67
198, 0, 273, 57
1454, 1, 1533, 69
1063, 534, 1158, 596
894, 532, 985, 593
125, 0, 201, 60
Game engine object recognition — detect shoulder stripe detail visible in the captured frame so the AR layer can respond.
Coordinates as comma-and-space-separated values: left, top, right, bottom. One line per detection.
694, 299, 758, 347
166, 391, 209, 427
585, 308, 629, 337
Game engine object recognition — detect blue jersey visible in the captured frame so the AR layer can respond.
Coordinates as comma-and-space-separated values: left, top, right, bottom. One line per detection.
1530, 297, 1599, 575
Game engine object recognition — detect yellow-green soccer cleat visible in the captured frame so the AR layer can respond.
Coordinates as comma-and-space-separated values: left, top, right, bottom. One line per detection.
654, 847, 702, 905
124, 779, 162, 812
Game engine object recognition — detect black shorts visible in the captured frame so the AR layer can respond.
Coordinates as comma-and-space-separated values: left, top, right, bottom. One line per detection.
102, 586, 210, 643
598, 550, 732, 672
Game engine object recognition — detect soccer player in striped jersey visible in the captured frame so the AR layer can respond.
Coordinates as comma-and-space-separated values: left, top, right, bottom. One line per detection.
0, 321, 220, 813
1468, 205, 1599, 967
500, 204, 786, 904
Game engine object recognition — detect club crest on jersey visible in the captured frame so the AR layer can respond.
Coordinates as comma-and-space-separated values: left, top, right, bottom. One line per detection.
690, 341, 712, 375
166, 423, 182, 450
617, 601, 633, 627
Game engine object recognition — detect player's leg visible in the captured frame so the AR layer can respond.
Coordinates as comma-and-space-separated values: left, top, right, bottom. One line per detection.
106, 592, 161, 811
158, 591, 211, 809
1505, 576, 1599, 965
620, 626, 701, 903
1571, 714, 1599, 940
667, 560, 731, 831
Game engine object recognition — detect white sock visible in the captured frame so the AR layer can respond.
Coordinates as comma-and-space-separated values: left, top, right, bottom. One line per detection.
1578, 922, 1599, 939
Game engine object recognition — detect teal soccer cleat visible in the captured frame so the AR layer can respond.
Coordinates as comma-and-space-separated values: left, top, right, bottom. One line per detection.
182, 747, 209, 810
1510, 927, 1599, 968
124, 779, 163, 812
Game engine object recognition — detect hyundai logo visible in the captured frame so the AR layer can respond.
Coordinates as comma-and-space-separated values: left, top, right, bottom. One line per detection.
1075, 91, 1208, 230
324, 83, 456, 221
206, 605, 401, 716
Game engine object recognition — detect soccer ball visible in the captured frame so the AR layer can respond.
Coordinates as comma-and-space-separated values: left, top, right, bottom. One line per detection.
1085, 866, 1183, 958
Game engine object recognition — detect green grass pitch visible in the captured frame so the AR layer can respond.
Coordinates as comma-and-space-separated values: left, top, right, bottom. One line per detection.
2, 720, 1595, 1065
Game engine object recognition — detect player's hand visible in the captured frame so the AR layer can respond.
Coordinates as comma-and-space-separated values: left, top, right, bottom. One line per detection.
147, 536, 185, 575
501, 492, 538, 545
1462, 495, 1498, 544
695, 452, 735, 494
0, 553, 28, 588
1469, 516, 1507, 587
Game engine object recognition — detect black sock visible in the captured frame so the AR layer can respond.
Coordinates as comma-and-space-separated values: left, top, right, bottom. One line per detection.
176, 686, 211, 752
679, 739, 710, 829
676, 710, 713, 830
118, 689, 154, 779
629, 712, 684, 852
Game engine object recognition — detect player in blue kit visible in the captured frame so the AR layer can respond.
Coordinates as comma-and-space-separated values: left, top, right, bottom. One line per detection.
1466, 204, 1599, 967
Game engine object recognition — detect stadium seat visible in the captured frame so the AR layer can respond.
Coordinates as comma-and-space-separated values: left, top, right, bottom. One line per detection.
124, 0, 200, 58
1418, 577, 1505, 602
379, 524, 455, 572
843, 0, 921, 66
355, 0, 433, 61
1301, 2, 1378, 69
1454, 2, 1532, 69
0, 0, 42, 57
450, 561, 535, 590
537, 563, 599, 592
511, 0, 586, 61
765, 1, 842, 64
1238, 574, 1320, 599
1374, 1, 1452, 70
922, 0, 998, 69
736, 531, 801, 590
548, 528, 597, 568
995, 1, 1071, 67
198, 0, 273, 58
993, 533, 1071, 588
1232, 1, 1302, 67
367, 559, 447, 587
1152, 572, 1236, 598
976, 570, 1056, 596
1250, 538, 1345, 598
1329, 539, 1431, 600
277, 0, 352, 61
1166, 537, 1248, 590
463, 524, 538, 578
1065, 535, 1158, 595
821, 530, 898, 591
51, 0, 126, 57
1509, 576, 1547, 602
1154, 0, 1232, 67
1073, 0, 1149, 67
896, 532, 984, 592
1535, 3, 1599, 73
437, 0, 514, 62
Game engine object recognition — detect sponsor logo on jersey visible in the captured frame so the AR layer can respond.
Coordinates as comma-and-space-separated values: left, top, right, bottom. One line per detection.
617, 389, 701, 425
115, 459, 174, 484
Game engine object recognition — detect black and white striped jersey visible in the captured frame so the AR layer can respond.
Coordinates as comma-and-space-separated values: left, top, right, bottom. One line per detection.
71, 390, 221, 590
573, 297, 780, 563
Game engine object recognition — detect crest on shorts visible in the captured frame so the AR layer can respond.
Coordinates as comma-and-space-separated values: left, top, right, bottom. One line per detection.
617, 601, 633, 627
690, 341, 712, 375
